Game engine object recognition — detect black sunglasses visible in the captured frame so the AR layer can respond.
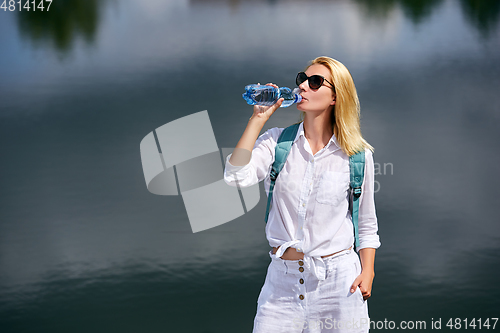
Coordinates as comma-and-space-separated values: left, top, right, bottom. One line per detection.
296, 72, 335, 91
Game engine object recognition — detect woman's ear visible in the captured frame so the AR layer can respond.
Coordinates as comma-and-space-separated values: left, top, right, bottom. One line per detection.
330, 96, 336, 106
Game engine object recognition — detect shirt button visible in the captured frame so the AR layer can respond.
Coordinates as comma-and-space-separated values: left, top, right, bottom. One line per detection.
297, 248, 302, 252
299, 267, 304, 272
311, 159, 314, 163
302, 203, 305, 207
299, 294, 305, 300
299, 278, 304, 284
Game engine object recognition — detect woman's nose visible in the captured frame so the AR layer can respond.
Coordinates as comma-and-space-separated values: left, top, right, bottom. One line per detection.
298, 81, 308, 91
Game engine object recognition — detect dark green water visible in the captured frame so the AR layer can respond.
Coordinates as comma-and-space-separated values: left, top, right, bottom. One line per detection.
1, 0, 499, 332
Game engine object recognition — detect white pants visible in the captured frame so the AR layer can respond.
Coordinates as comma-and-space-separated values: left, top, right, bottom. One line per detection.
252, 248, 370, 333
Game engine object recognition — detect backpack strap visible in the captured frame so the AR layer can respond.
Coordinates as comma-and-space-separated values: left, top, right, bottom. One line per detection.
264, 123, 301, 223
349, 150, 365, 252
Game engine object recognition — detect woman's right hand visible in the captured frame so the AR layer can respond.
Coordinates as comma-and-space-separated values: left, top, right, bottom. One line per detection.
250, 83, 284, 122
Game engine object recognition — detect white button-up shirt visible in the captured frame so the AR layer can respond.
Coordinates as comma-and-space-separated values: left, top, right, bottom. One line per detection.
224, 121, 381, 280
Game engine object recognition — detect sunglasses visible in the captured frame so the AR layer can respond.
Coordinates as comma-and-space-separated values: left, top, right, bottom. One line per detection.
296, 72, 335, 91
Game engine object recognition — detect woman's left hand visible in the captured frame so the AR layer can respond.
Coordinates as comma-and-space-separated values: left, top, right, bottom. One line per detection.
350, 271, 374, 301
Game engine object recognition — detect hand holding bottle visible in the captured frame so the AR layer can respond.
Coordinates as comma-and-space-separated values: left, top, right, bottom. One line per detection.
249, 83, 284, 123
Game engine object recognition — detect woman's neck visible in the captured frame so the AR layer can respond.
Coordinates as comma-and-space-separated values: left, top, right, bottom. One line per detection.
303, 112, 333, 148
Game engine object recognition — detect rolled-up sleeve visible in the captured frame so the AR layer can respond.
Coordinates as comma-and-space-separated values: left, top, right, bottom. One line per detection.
356, 148, 381, 252
224, 127, 282, 188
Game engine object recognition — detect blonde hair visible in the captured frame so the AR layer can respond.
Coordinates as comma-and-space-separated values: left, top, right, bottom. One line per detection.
296, 56, 374, 156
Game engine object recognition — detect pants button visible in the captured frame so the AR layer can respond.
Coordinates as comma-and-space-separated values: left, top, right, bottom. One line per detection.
298, 260, 304, 266
299, 278, 304, 284
299, 267, 304, 272
299, 294, 304, 300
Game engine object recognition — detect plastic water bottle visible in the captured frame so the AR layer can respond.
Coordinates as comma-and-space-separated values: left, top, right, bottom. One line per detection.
242, 84, 302, 108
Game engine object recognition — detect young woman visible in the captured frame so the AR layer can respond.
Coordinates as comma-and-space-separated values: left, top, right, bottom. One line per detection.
224, 56, 381, 333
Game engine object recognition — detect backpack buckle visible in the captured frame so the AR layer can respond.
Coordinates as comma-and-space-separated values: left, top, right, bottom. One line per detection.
270, 169, 278, 181
351, 186, 362, 198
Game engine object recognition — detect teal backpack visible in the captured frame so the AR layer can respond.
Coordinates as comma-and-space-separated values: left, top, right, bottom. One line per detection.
264, 122, 365, 251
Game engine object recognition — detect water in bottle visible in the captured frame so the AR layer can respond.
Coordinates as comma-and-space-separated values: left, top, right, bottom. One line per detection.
242, 84, 302, 108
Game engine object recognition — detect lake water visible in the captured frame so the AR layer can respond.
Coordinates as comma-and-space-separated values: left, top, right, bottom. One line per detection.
1, 0, 499, 332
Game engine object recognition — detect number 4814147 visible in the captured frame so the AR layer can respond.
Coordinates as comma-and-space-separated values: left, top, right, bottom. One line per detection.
446, 318, 498, 330
1, 0, 53, 11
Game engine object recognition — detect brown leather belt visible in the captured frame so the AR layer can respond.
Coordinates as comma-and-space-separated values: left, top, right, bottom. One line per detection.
272, 245, 352, 260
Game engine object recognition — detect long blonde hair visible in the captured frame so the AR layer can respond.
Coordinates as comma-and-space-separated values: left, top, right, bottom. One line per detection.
297, 56, 374, 156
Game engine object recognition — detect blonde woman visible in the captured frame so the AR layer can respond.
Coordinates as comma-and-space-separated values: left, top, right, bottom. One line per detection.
224, 56, 380, 333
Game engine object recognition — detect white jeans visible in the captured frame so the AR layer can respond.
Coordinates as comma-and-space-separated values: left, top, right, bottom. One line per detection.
252, 248, 370, 333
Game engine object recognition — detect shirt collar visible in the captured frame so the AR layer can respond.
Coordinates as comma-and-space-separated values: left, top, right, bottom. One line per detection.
294, 121, 340, 151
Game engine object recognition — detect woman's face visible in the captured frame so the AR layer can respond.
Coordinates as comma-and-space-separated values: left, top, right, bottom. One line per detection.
296, 64, 336, 113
